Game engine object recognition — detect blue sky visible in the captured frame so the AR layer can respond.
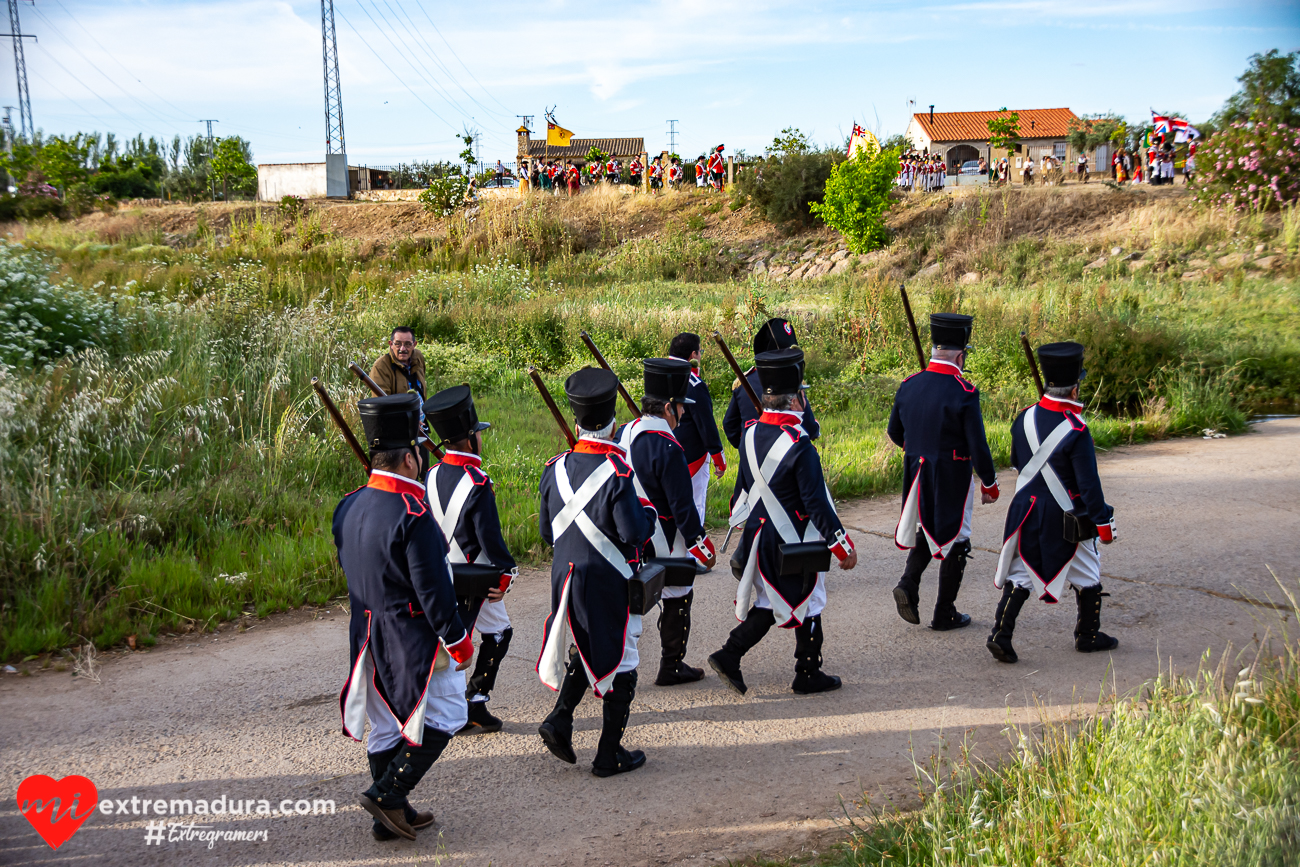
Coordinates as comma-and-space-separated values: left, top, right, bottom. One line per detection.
9, 0, 1299, 166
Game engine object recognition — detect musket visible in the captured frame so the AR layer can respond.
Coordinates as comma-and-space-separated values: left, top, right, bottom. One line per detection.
1020, 332, 1045, 397
579, 331, 640, 417
528, 366, 577, 448
348, 361, 445, 460
711, 331, 761, 413
898, 283, 926, 371
311, 378, 371, 473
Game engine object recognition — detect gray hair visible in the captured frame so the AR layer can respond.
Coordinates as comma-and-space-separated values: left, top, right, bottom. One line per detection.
1046, 384, 1078, 399
931, 347, 963, 361
576, 419, 616, 440
761, 393, 799, 411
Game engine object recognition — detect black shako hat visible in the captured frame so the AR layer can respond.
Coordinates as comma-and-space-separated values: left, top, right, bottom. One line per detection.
755, 348, 807, 396
564, 367, 620, 431
642, 358, 695, 405
1037, 342, 1086, 388
930, 313, 974, 350
423, 385, 490, 445
359, 393, 423, 454
753, 317, 799, 355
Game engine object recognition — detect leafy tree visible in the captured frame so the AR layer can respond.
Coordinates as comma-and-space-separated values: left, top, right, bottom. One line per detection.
881, 133, 909, 154
209, 136, 256, 197
38, 135, 92, 191
735, 146, 841, 229
770, 126, 812, 156
1214, 49, 1300, 127
986, 112, 1020, 162
586, 146, 608, 166
90, 155, 160, 199
809, 146, 901, 253
1067, 114, 1127, 153
458, 128, 478, 173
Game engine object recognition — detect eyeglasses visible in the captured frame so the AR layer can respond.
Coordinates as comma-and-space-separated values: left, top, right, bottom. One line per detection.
392, 340, 415, 349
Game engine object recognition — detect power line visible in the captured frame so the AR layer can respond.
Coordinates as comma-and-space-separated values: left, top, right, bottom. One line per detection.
33, 43, 152, 134
334, 7, 458, 132
389, 0, 508, 121
321, 0, 344, 154
411, 1, 510, 114
6, 0, 33, 137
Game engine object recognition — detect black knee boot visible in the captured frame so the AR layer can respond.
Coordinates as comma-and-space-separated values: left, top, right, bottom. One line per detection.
1074, 585, 1119, 652
791, 615, 841, 694
986, 583, 1031, 663
656, 592, 704, 686
538, 646, 587, 764
366, 746, 432, 839
708, 607, 776, 695
893, 532, 932, 624
592, 670, 645, 777
360, 726, 452, 840
931, 540, 973, 630
460, 628, 512, 735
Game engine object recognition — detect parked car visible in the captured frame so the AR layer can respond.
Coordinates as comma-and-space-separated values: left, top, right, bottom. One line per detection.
959, 160, 982, 175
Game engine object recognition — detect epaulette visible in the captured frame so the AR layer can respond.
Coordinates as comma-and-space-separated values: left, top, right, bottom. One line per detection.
781, 424, 803, 443
1066, 411, 1087, 432
607, 452, 634, 477
545, 451, 567, 467
955, 375, 977, 394
402, 492, 428, 517
465, 465, 489, 486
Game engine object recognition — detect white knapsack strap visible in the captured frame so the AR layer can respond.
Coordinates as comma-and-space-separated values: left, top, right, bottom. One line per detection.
618, 420, 672, 555
426, 465, 475, 564
552, 456, 632, 579
1016, 409, 1075, 513
741, 424, 801, 544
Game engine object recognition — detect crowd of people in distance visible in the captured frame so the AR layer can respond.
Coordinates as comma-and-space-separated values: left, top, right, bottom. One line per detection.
516, 145, 729, 197
895, 152, 948, 192
897, 140, 1197, 191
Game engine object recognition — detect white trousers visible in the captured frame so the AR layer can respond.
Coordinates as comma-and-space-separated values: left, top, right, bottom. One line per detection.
1006, 537, 1102, 594
957, 478, 975, 543
365, 665, 467, 753
754, 573, 827, 619
474, 598, 511, 636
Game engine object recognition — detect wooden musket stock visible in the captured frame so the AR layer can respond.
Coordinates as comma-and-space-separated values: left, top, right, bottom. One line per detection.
899, 283, 926, 371
711, 331, 762, 413
1020, 332, 1045, 397
579, 331, 640, 417
347, 361, 444, 460
312, 378, 371, 473
529, 366, 578, 448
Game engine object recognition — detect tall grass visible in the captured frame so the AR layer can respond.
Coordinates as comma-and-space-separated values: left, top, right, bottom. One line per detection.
829, 602, 1300, 866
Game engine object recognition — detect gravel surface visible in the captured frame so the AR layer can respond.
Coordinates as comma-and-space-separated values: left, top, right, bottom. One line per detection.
2, 419, 1295, 867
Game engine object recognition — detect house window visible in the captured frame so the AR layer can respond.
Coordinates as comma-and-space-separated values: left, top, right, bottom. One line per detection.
1054, 142, 1066, 159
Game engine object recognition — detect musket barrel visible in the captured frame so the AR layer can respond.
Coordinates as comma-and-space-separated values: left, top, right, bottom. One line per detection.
347, 361, 444, 460
312, 378, 371, 473
579, 331, 640, 417
1021, 332, 1045, 397
711, 331, 762, 412
529, 367, 578, 448
899, 283, 926, 372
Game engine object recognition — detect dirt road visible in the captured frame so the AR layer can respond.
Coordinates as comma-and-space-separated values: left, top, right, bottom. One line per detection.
2, 420, 1295, 867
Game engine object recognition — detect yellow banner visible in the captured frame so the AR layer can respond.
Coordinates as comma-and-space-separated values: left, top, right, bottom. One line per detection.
546, 123, 574, 147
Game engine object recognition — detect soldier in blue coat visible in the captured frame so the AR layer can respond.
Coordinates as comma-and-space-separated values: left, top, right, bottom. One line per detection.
887, 313, 1000, 631
987, 342, 1118, 663
722, 318, 821, 447
668, 333, 728, 532
423, 385, 517, 735
536, 367, 656, 777
708, 348, 858, 696
334, 393, 476, 842
617, 358, 718, 686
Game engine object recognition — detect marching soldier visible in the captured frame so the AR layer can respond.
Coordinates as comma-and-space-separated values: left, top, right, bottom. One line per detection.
629, 156, 643, 188
668, 157, 683, 188
887, 313, 999, 631
668, 333, 727, 532
722, 317, 821, 447
423, 385, 518, 736
648, 156, 664, 192
369, 326, 426, 399
334, 393, 475, 841
695, 156, 707, 188
708, 348, 857, 696
617, 358, 718, 686
708, 145, 726, 189
987, 342, 1118, 664
536, 368, 655, 777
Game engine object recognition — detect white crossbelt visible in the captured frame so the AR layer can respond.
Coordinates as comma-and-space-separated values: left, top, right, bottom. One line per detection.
739, 424, 801, 544
551, 455, 632, 578
1015, 409, 1075, 512
426, 465, 476, 564
617, 418, 684, 557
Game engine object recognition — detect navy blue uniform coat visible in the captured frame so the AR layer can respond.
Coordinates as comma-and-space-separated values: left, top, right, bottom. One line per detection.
674, 370, 725, 475
617, 416, 706, 556
723, 369, 820, 447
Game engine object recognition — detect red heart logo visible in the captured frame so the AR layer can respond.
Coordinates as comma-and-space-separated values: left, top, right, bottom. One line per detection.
17, 774, 99, 850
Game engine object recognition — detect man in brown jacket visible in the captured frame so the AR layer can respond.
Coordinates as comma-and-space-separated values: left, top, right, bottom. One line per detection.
369, 326, 428, 399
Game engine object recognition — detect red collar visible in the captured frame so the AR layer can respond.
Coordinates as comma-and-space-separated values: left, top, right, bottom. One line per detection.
1038, 395, 1084, 413
573, 439, 624, 456
759, 411, 802, 426
440, 450, 482, 468
926, 360, 963, 375
366, 469, 426, 497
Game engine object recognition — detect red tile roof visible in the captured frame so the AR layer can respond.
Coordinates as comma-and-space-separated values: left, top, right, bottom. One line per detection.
914, 108, 1078, 143
520, 137, 645, 160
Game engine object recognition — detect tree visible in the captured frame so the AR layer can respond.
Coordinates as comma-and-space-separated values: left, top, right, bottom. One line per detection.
209, 136, 256, 198
809, 146, 900, 253
38, 135, 92, 192
1067, 114, 1127, 153
770, 126, 812, 156
1214, 49, 1300, 127
986, 112, 1020, 163
458, 127, 478, 174
881, 133, 909, 153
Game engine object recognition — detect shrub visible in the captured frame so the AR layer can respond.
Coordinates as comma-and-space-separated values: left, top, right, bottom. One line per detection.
277, 195, 307, 220
809, 147, 901, 253
418, 174, 470, 216
1191, 121, 1300, 210
735, 150, 841, 228
0, 242, 124, 366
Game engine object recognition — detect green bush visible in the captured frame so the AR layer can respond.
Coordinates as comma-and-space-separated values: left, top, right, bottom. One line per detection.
736, 150, 842, 228
809, 147, 900, 253
418, 174, 470, 216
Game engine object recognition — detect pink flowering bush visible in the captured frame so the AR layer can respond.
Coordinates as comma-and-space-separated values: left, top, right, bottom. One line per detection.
1191, 122, 1300, 210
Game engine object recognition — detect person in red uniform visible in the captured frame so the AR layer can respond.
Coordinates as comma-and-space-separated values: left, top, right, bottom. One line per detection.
708, 145, 726, 189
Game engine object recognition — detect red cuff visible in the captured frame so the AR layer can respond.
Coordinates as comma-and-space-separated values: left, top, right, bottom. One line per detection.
711, 452, 727, 473
1097, 521, 1114, 543
689, 535, 716, 565
829, 530, 854, 562
981, 480, 999, 501
446, 632, 474, 665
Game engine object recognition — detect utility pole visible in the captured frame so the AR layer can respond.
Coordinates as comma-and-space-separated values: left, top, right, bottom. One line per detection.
321, 0, 348, 197
198, 120, 218, 200
5, 0, 35, 138
666, 120, 678, 156
2, 106, 13, 154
